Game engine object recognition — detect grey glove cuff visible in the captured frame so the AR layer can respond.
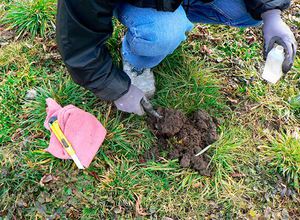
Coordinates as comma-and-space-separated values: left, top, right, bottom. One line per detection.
261, 9, 281, 22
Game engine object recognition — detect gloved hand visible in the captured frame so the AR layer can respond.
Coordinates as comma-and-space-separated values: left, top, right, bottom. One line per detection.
262, 9, 297, 73
114, 85, 145, 115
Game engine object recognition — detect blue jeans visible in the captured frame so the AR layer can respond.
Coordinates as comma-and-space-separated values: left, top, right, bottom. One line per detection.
117, 0, 262, 69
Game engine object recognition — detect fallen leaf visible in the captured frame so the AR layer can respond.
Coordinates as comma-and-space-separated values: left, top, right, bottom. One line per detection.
192, 182, 202, 188
39, 174, 56, 186
66, 207, 81, 219
162, 217, 174, 220
135, 195, 148, 216
0, 210, 8, 217
231, 173, 245, 178
201, 45, 212, 55
88, 171, 101, 181
227, 97, 239, 104
11, 128, 22, 142
246, 36, 256, 44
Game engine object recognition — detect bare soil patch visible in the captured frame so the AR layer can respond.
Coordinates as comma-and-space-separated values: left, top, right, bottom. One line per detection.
144, 108, 218, 175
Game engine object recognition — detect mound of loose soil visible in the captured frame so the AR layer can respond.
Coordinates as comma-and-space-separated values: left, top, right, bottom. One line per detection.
144, 108, 218, 176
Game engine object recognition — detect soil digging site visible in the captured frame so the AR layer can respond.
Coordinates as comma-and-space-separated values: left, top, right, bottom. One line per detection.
144, 108, 219, 175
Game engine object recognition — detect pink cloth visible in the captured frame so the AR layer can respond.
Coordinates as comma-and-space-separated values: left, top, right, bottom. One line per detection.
44, 98, 107, 168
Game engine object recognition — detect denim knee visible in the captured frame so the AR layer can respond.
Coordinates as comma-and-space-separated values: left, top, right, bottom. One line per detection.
122, 6, 194, 57
125, 25, 186, 57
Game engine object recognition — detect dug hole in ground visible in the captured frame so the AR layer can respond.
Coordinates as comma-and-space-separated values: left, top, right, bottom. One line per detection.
142, 108, 218, 176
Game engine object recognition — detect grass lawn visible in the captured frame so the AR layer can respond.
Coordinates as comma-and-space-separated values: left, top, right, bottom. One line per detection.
0, 1, 300, 219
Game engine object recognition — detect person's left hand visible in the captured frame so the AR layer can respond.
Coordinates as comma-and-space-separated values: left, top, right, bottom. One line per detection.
262, 9, 297, 73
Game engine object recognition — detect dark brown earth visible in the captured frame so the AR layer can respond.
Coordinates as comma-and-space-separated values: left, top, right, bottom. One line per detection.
0, 26, 15, 47
144, 108, 218, 176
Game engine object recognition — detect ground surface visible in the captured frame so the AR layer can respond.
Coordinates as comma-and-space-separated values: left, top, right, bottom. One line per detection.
1, 1, 300, 219
145, 108, 218, 175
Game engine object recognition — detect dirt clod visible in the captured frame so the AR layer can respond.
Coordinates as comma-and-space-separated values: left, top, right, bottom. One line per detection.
156, 108, 187, 137
145, 108, 218, 175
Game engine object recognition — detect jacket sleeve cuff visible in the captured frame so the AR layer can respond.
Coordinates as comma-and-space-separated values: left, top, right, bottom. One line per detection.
93, 68, 131, 101
247, 2, 290, 20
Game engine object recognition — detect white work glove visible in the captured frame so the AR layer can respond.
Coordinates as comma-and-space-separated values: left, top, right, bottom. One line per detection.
114, 85, 145, 116
123, 60, 156, 99
262, 9, 297, 73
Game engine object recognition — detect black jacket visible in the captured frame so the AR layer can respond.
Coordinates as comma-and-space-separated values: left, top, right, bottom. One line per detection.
56, 0, 291, 101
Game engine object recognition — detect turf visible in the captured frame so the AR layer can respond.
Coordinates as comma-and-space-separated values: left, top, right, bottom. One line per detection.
0, 1, 300, 219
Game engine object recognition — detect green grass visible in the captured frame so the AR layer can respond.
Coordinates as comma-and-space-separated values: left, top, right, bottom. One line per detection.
263, 130, 300, 189
1, 3, 300, 219
1, 0, 56, 38
154, 50, 226, 115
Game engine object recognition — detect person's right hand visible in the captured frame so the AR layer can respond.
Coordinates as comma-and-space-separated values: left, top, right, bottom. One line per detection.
114, 85, 145, 115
